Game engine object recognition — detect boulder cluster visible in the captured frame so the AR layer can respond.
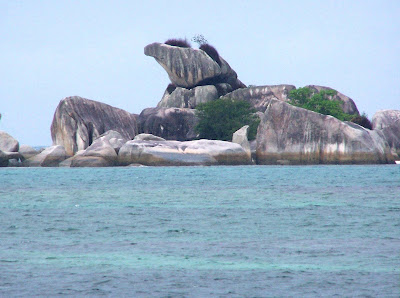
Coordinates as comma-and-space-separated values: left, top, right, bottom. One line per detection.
1, 41, 399, 167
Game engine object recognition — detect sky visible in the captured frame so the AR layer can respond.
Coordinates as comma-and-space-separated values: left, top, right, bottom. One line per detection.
0, 0, 399, 146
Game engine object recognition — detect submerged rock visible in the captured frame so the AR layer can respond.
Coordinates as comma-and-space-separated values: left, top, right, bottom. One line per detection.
51, 96, 138, 156
256, 99, 393, 165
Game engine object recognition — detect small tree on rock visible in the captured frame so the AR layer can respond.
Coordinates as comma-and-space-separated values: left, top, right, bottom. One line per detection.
195, 98, 260, 141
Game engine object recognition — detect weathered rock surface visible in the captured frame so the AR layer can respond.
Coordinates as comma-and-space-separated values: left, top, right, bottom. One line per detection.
232, 125, 251, 158
134, 133, 166, 141
68, 130, 125, 167
19, 145, 38, 160
51, 96, 138, 156
144, 42, 245, 89
372, 110, 400, 158
119, 139, 251, 166
23, 145, 67, 167
158, 85, 219, 109
0, 150, 21, 167
0, 131, 19, 152
305, 85, 359, 115
223, 85, 296, 112
138, 107, 198, 141
256, 99, 393, 165
95, 130, 128, 154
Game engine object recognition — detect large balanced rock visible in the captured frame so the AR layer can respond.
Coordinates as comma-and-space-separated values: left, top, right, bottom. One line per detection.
119, 138, 251, 166
223, 85, 296, 112
256, 99, 393, 165
305, 85, 359, 115
144, 42, 245, 89
0, 131, 19, 152
51, 96, 138, 156
23, 145, 67, 167
372, 110, 400, 158
138, 107, 198, 141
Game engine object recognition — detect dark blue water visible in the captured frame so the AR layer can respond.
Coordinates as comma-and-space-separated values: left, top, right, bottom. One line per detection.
0, 166, 399, 296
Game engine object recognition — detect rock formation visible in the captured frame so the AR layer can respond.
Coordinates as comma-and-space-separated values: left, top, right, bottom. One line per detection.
372, 110, 400, 158
51, 96, 138, 156
232, 125, 251, 159
145, 42, 245, 89
0, 150, 21, 167
0, 131, 19, 152
138, 107, 198, 141
19, 145, 39, 160
223, 85, 296, 112
23, 145, 67, 167
256, 99, 393, 165
221, 84, 359, 115
118, 138, 251, 166
145, 42, 246, 110
158, 85, 220, 109
65, 130, 127, 167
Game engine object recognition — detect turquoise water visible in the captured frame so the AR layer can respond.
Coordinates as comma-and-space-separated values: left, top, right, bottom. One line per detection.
0, 165, 399, 296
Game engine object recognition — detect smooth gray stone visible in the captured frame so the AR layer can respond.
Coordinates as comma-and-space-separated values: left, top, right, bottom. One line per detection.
256, 99, 393, 165
51, 96, 137, 156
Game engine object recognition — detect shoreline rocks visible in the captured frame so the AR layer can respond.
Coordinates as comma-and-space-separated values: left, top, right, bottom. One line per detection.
118, 139, 252, 166
372, 110, 400, 158
51, 96, 138, 156
256, 99, 393, 165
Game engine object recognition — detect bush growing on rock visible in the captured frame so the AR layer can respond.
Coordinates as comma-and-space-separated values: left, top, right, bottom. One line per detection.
195, 98, 260, 141
199, 43, 221, 66
350, 113, 373, 130
164, 38, 191, 48
289, 87, 355, 121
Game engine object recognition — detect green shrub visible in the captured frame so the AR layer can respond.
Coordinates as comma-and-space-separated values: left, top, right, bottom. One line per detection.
164, 38, 191, 48
289, 87, 355, 121
195, 98, 260, 141
350, 113, 373, 129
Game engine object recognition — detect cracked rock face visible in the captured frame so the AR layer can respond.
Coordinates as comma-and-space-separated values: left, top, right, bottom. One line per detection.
372, 110, 400, 158
51, 96, 138, 156
256, 99, 393, 165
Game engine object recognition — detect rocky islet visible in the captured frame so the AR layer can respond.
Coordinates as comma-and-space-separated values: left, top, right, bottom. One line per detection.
1, 40, 399, 167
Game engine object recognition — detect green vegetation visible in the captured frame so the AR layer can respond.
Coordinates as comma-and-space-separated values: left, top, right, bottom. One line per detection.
289, 87, 374, 129
195, 98, 260, 141
350, 113, 373, 130
289, 87, 354, 121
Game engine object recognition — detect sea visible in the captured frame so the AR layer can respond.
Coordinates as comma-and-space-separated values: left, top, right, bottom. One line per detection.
0, 165, 399, 297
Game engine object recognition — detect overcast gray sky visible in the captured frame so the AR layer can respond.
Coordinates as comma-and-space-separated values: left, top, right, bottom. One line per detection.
1, 0, 399, 146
